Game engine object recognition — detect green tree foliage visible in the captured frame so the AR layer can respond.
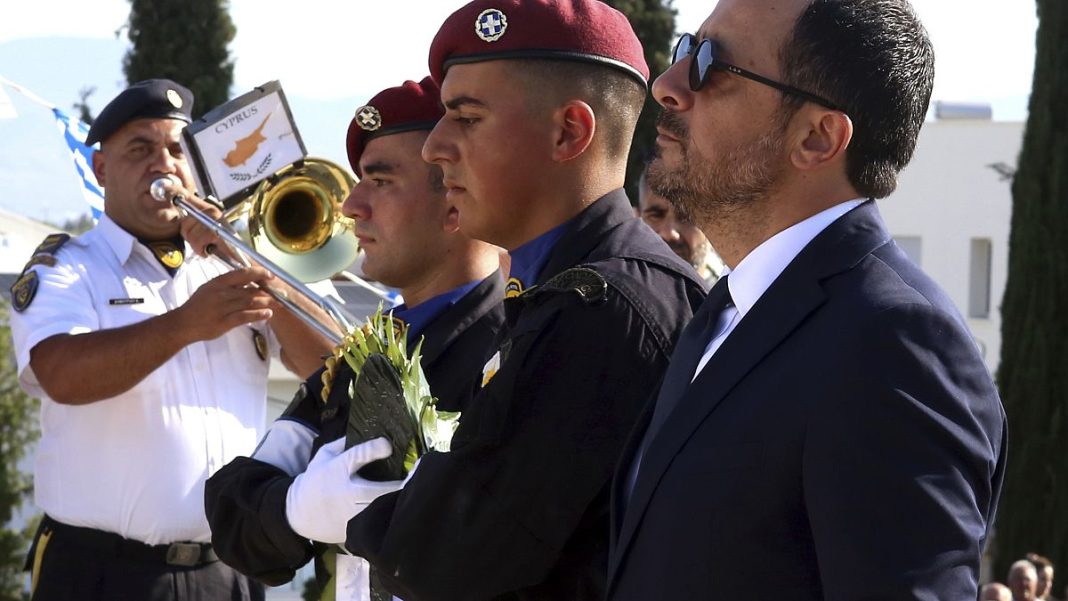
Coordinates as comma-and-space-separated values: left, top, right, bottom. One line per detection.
57, 214, 95, 236
72, 86, 96, 125
994, 0, 1068, 583
603, 0, 677, 203
123, 0, 236, 118
301, 575, 321, 601
0, 304, 39, 600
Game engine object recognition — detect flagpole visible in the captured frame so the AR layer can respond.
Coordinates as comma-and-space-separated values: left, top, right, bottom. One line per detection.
0, 75, 57, 110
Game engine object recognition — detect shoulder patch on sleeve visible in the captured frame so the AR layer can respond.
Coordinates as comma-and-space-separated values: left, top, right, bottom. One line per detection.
10, 271, 39, 313
526, 267, 607, 305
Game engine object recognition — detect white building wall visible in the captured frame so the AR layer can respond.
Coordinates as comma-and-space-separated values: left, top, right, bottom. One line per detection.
0, 207, 65, 273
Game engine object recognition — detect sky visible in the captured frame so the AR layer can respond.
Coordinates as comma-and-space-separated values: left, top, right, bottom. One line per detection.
0, 0, 1039, 226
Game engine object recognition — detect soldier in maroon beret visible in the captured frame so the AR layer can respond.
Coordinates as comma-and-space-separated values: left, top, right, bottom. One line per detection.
343, 1, 708, 599
203, 77, 506, 600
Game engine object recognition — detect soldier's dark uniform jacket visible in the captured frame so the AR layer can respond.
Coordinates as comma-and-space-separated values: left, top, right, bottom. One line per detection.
203, 272, 506, 586
344, 190, 707, 601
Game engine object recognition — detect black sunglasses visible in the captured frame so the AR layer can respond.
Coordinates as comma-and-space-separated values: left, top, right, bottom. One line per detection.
672, 33, 841, 111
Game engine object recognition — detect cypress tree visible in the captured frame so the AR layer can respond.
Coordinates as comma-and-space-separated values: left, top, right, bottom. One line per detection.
994, 0, 1068, 583
123, 0, 236, 118
603, 0, 677, 203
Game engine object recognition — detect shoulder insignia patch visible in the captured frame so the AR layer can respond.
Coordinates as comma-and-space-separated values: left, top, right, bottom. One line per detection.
528, 267, 607, 305
10, 271, 39, 313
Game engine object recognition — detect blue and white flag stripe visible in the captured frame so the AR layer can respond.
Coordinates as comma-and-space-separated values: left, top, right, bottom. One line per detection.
52, 108, 104, 221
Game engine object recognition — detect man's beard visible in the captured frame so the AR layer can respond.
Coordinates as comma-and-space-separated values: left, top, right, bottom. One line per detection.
648, 110, 786, 226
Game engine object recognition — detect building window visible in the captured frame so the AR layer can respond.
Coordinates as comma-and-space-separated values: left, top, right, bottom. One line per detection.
969, 238, 992, 319
894, 236, 922, 267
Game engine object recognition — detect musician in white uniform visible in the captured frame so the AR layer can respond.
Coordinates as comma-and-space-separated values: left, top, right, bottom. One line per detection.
9, 78, 333, 601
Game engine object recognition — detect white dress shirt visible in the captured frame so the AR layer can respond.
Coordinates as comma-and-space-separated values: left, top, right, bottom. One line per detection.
10, 215, 278, 545
691, 199, 865, 380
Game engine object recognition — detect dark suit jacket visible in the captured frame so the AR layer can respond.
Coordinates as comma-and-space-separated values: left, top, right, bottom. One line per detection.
608, 201, 1007, 601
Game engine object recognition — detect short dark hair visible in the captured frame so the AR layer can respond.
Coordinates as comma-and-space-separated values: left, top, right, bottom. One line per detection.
779, 0, 934, 198
1027, 553, 1054, 571
512, 59, 647, 162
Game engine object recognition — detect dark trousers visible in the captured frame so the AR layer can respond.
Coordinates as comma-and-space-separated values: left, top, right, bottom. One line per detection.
27, 517, 265, 601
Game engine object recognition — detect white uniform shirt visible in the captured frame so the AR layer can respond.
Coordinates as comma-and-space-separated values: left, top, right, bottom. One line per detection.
9, 215, 279, 545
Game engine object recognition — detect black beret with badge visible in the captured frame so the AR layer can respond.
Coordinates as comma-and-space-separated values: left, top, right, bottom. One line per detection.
85, 79, 195, 146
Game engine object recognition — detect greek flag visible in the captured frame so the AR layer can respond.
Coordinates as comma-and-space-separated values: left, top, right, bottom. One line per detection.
52, 108, 104, 221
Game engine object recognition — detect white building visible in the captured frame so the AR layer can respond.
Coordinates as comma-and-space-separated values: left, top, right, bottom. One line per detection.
0, 206, 66, 274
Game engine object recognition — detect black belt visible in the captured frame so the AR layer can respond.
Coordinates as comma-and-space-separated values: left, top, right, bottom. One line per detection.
41, 515, 218, 568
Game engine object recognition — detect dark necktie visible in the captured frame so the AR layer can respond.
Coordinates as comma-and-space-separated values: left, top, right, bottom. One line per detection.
645, 273, 733, 440
625, 274, 733, 504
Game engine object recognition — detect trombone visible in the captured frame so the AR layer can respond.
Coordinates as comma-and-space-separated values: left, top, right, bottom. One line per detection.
149, 162, 357, 346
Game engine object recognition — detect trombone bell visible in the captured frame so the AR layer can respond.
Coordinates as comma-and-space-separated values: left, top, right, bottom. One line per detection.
231, 158, 358, 283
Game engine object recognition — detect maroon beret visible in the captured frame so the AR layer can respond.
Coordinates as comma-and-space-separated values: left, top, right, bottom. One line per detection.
345, 76, 444, 173
429, 0, 648, 86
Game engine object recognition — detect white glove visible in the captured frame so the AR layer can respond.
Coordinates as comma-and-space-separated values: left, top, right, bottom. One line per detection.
285, 437, 403, 544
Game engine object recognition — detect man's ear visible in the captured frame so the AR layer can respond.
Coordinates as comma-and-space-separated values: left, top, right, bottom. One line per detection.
91, 150, 107, 187
790, 110, 853, 171
551, 100, 596, 163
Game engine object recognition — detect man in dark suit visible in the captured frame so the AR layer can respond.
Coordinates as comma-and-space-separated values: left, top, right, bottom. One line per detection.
609, 0, 1007, 599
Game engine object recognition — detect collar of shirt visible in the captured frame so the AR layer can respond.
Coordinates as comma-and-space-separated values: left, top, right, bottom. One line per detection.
94, 214, 193, 269
507, 221, 570, 289
94, 214, 138, 265
392, 279, 482, 344
726, 198, 865, 318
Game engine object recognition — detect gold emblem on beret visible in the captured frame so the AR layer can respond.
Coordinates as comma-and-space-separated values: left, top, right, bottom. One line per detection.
355, 105, 382, 131
11, 271, 39, 313
475, 8, 508, 43
166, 89, 183, 109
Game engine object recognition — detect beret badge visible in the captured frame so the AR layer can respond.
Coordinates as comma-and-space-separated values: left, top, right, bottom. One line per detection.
475, 8, 508, 43
355, 105, 383, 132
166, 89, 183, 109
